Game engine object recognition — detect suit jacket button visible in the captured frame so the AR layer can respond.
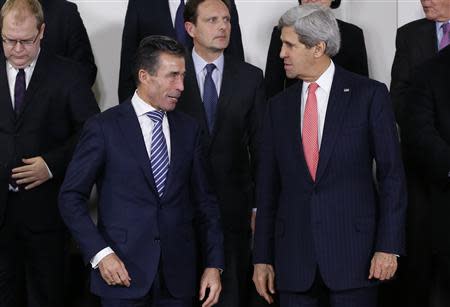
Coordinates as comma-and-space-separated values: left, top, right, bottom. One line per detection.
154, 237, 160, 243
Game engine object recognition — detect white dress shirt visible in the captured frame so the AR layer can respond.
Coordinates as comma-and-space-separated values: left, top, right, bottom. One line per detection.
300, 61, 335, 148
191, 47, 224, 99
90, 91, 172, 268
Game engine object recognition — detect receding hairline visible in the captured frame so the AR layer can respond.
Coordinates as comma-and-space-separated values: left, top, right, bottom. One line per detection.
1, 0, 44, 30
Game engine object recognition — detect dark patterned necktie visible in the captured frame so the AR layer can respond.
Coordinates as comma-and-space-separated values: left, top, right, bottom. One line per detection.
14, 69, 25, 116
203, 63, 218, 133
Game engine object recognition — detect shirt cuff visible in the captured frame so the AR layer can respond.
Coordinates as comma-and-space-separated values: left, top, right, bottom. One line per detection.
90, 247, 114, 269
43, 160, 53, 179
252, 208, 257, 213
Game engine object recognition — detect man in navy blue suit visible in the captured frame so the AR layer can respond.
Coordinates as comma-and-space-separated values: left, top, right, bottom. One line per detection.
59, 35, 224, 307
252, 5, 406, 307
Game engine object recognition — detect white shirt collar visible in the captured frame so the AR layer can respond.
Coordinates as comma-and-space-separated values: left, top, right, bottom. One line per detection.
131, 91, 161, 117
303, 60, 335, 94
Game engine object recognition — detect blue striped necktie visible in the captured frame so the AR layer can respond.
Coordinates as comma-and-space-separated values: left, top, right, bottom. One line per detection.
147, 110, 169, 198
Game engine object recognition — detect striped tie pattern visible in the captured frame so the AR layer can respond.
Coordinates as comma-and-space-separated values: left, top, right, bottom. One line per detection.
302, 82, 319, 181
147, 110, 169, 197
439, 23, 450, 50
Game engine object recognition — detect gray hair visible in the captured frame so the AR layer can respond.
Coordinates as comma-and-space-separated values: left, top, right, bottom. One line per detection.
278, 4, 340, 57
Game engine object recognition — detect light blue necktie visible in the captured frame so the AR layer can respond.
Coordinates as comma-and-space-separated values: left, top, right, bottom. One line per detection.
147, 110, 169, 198
203, 63, 218, 133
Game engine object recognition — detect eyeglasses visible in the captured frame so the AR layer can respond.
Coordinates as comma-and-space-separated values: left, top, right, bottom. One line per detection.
1, 32, 40, 47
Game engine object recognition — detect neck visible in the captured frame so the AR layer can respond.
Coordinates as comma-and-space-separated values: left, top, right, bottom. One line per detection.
302, 58, 331, 83
193, 46, 223, 63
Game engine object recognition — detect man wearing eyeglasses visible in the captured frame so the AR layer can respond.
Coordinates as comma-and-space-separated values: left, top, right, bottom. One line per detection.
0, 0, 99, 306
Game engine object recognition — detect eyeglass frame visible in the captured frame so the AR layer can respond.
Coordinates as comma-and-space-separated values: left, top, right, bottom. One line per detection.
1, 31, 41, 48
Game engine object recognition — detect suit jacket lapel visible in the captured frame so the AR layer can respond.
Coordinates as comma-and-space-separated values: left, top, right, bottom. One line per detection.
210, 55, 235, 141
316, 66, 351, 182
420, 20, 438, 57
162, 111, 187, 200
117, 102, 158, 195
184, 57, 210, 133
0, 59, 15, 125
284, 82, 311, 179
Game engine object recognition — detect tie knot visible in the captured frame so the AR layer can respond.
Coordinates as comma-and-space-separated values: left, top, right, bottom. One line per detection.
205, 63, 216, 75
442, 22, 449, 33
147, 110, 165, 124
17, 68, 25, 76
308, 82, 319, 93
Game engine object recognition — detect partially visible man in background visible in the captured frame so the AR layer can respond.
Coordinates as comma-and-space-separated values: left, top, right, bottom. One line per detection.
0, 0, 99, 306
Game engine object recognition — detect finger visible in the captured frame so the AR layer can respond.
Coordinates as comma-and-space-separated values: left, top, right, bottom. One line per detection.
202, 286, 215, 307
268, 273, 275, 294
22, 157, 37, 164
100, 270, 113, 285
25, 180, 42, 190
11, 170, 34, 178
113, 271, 126, 286
262, 292, 273, 304
120, 262, 132, 281
16, 176, 37, 184
208, 284, 221, 306
368, 262, 375, 279
11, 166, 31, 173
117, 270, 130, 287
373, 263, 382, 279
254, 275, 267, 296
199, 281, 206, 301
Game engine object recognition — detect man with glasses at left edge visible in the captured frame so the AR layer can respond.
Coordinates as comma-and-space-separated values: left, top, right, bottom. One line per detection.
0, 0, 99, 306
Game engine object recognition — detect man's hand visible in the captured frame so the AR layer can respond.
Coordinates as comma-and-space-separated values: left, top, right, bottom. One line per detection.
253, 263, 275, 304
368, 251, 398, 281
11, 157, 51, 190
98, 253, 131, 287
199, 268, 221, 307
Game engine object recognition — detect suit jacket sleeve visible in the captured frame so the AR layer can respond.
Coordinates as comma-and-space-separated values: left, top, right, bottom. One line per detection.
264, 27, 285, 99
248, 69, 267, 208
369, 83, 407, 254
347, 25, 368, 77
225, 0, 244, 61
41, 74, 99, 181
252, 102, 280, 264
404, 64, 450, 185
65, 2, 97, 86
118, 0, 139, 102
59, 116, 109, 264
390, 28, 413, 126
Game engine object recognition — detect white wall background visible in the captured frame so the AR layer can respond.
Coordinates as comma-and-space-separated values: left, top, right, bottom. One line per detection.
73, 0, 425, 110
